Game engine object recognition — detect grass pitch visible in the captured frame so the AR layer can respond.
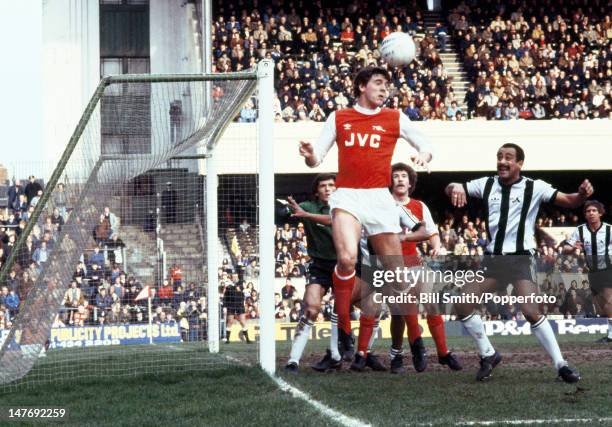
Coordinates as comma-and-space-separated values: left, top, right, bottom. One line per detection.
279, 334, 612, 426
1, 334, 611, 426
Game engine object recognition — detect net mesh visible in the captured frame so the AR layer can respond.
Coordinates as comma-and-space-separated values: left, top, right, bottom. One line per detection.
0, 73, 258, 389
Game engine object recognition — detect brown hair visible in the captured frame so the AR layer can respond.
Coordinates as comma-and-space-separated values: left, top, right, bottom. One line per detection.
312, 173, 336, 196
584, 200, 605, 215
391, 162, 417, 195
353, 66, 390, 99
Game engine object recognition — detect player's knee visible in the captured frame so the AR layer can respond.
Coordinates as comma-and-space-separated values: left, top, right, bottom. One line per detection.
456, 310, 475, 321
455, 304, 474, 318
520, 303, 540, 321
336, 253, 357, 272
524, 312, 541, 324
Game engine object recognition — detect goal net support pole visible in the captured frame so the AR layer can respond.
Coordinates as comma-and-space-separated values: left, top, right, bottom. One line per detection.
206, 152, 219, 353
256, 59, 275, 374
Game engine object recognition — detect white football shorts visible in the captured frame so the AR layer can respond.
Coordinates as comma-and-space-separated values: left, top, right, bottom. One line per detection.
329, 187, 402, 236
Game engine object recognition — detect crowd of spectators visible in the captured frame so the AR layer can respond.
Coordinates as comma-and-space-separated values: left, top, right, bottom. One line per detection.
213, 0, 463, 122
0, 177, 259, 342
449, 0, 611, 120
214, 0, 610, 122
58, 261, 209, 343
0, 177, 210, 342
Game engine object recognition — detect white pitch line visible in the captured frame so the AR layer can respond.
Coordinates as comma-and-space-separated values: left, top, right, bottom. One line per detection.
224, 357, 612, 427
270, 375, 371, 427
224, 356, 370, 427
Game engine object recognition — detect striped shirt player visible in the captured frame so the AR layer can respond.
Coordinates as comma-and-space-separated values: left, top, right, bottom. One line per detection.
462, 175, 559, 285
564, 200, 612, 343
567, 223, 612, 274
567, 221, 612, 299
446, 143, 591, 383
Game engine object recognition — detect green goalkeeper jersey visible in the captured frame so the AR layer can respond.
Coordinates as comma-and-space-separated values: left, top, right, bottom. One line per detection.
299, 200, 336, 261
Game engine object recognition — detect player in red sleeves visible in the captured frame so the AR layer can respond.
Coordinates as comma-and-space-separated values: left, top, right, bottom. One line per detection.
299, 66, 434, 370
388, 162, 462, 374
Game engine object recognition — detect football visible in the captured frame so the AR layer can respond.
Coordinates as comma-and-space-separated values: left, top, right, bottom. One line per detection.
380, 31, 417, 67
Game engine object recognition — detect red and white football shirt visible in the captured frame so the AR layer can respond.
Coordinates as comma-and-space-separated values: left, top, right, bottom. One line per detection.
400, 198, 438, 266
312, 104, 433, 189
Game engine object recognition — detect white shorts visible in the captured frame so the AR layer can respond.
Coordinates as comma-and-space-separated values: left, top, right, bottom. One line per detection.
329, 188, 401, 236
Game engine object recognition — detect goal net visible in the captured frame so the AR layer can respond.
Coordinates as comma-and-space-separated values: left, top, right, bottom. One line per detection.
0, 60, 275, 389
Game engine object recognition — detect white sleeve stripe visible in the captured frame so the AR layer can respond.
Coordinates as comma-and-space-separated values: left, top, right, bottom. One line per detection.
399, 205, 420, 230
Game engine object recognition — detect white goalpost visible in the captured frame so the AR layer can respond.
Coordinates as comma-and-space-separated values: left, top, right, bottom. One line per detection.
205, 59, 275, 374
256, 59, 276, 374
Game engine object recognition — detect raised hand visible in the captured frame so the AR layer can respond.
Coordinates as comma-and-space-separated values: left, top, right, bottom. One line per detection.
578, 179, 594, 198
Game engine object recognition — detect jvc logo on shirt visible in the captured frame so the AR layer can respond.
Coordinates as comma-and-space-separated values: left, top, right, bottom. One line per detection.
344, 132, 381, 148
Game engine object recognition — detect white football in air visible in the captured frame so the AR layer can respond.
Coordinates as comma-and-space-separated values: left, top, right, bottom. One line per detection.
380, 32, 417, 67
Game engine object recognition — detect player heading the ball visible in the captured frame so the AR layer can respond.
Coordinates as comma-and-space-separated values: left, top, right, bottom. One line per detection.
299, 66, 434, 371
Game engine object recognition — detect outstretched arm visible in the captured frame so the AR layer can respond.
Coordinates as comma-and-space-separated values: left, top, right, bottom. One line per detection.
553, 179, 594, 208
399, 223, 430, 242
287, 196, 331, 225
561, 241, 582, 254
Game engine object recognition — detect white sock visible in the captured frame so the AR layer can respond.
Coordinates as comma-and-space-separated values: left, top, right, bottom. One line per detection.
389, 346, 403, 360
288, 317, 313, 365
368, 319, 380, 352
461, 313, 495, 357
608, 318, 612, 339
531, 317, 566, 370
330, 313, 341, 361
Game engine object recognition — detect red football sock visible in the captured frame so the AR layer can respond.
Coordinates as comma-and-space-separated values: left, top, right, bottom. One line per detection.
357, 315, 375, 354
404, 314, 421, 344
333, 268, 356, 335
427, 314, 448, 356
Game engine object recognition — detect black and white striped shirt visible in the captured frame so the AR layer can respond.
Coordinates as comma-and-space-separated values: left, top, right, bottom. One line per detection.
464, 176, 558, 254
567, 223, 612, 271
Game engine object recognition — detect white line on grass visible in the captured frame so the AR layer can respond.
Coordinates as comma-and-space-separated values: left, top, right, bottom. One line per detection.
224, 356, 371, 427
270, 375, 371, 427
